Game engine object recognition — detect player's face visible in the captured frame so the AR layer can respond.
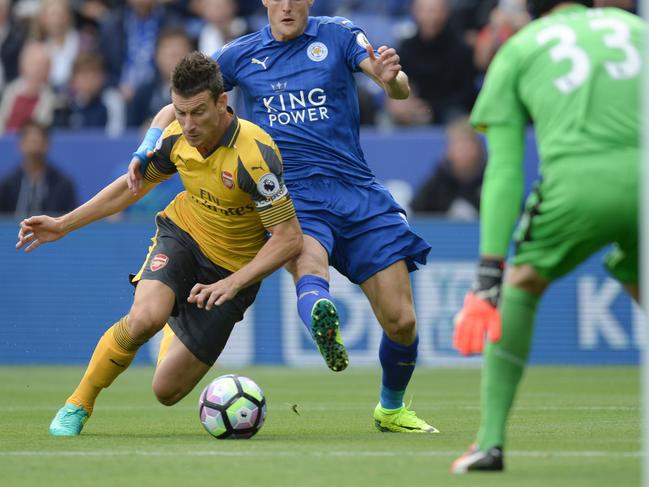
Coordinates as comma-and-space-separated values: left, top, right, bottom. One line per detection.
172, 90, 228, 149
262, 0, 314, 41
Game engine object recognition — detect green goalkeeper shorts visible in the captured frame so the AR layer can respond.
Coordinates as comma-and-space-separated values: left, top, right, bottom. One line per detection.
511, 150, 638, 283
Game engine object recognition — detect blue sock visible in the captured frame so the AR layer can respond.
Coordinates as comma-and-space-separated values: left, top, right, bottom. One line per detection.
379, 333, 418, 410
295, 275, 332, 336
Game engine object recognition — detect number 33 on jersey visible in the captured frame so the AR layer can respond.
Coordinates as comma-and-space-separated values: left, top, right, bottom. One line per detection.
471, 5, 643, 164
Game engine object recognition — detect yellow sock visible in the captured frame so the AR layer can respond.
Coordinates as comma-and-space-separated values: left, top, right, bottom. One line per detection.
67, 317, 144, 415
156, 324, 175, 366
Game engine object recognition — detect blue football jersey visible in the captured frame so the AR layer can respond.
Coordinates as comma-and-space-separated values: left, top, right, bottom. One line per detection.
213, 16, 375, 185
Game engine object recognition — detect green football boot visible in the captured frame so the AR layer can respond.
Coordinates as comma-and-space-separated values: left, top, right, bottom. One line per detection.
311, 298, 349, 372
48, 403, 89, 436
373, 401, 439, 433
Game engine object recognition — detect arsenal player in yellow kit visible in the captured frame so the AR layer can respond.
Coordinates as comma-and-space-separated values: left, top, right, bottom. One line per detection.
16, 52, 302, 436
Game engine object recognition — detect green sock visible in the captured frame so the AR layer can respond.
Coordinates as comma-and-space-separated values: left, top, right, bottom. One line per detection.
477, 285, 539, 450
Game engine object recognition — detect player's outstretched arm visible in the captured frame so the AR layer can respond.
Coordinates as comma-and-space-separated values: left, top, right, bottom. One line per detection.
127, 103, 176, 195
188, 217, 303, 310
16, 174, 156, 253
453, 124, 525, 355
359, 43, 409, 100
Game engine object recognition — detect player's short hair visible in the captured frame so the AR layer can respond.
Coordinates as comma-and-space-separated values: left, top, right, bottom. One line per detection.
528, 0, 593, 17
171, 52, 224, 101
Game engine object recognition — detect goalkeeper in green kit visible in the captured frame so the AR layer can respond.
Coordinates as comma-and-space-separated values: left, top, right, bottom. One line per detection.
451, 0, 644, 473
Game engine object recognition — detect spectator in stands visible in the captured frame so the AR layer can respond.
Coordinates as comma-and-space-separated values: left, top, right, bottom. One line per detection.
0, 0, 28, 91
33, 0, 81, 92
127, 26, 192, 128
74, 0, 114, 52
53, 53, 125, 135
451, 0, 498, 46
474, 0, 530, 72
395, 0, 476, 125
384, 88, 432, 126
335, 0, 412, 16
234, 0, 264, 17
99, 0, 179, 101
0, 120, 77, 217
76, 0, 112, 25
0, 41, 57, 133
410, 117, 485, 219
194, 0, 247, 55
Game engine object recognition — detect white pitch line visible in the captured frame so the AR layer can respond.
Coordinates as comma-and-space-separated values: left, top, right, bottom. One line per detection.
0, 450, 641, 459
0, 404, 640, 412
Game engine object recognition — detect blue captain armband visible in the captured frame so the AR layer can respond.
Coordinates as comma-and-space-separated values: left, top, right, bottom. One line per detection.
132, 127, 163, 174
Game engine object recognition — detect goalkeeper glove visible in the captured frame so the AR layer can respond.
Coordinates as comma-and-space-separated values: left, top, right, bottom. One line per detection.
453, 258, 504, 355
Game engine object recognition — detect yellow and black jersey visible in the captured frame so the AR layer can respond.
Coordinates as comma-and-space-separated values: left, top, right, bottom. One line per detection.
143, 111, 296, 272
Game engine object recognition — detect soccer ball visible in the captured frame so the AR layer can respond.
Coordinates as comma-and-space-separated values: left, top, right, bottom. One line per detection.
198, 374, 267, 439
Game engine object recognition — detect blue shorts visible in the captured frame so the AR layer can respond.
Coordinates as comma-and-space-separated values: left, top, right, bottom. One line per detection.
287, 176, 431, 284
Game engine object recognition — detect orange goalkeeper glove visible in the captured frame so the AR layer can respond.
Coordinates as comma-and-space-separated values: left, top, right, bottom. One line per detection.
453, 259, 504, 355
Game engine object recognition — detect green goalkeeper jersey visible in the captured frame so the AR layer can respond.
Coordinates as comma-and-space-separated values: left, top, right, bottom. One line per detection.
471, 5, 644, 257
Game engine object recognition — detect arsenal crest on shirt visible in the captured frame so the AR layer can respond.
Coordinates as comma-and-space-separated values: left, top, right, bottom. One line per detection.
150, 253, 169, 272
221, 171, 234, 189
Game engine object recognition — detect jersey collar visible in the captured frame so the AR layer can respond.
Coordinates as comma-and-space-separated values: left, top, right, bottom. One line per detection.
261, 17, 319, 45
218, 106, 241, 149
548, 3, 587, 17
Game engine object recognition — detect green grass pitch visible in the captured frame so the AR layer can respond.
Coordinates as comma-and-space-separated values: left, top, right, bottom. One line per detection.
0, 366, 639, 487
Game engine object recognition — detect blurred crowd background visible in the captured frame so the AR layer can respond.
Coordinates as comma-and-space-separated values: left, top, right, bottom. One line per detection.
0, 1, 641, 368
0, 0, 638, 219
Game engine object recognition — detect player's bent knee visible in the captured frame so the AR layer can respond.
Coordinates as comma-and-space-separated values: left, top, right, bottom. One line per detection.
505, 265, 549, 296
382, 313, 417, 344
155, 392, 182, 407
153, 382, 187, 406
126, 308, 167, 342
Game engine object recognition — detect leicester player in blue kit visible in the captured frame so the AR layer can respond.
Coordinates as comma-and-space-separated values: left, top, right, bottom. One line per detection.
128, 0, 436, 433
